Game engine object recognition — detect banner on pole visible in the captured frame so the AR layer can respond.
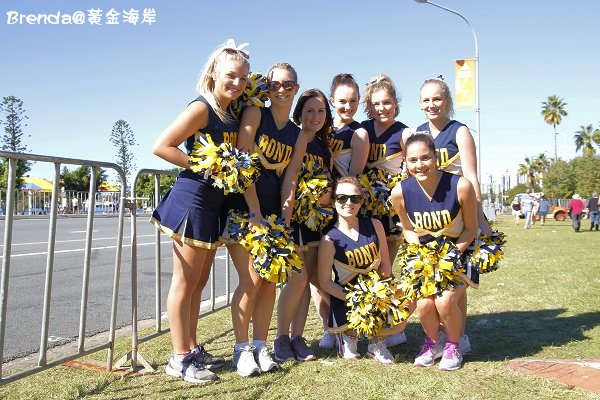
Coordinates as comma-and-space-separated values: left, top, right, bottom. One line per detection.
455, 59, 475, 109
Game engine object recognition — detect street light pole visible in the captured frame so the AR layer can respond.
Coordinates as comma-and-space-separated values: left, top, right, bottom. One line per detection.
414, 0, 480, 182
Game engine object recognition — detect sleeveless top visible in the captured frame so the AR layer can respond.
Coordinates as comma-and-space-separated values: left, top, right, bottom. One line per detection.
362, 119, 408, 174
304, 135, 329, 170
330, 121, 362, 177
253, 108, 300, 196
181, 96, 239, 180
416, 120, 466, 175
400, 172, 464, 243
326, 217, 381, 286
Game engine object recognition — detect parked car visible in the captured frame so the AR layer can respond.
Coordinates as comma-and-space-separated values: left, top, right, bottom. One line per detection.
514, 192, 569, 221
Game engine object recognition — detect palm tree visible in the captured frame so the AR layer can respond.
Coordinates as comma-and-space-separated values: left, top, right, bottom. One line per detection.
518, 154, 550, 191
541, 95, 568, 162
574, 124, 600, 156
518, 156, 538, 191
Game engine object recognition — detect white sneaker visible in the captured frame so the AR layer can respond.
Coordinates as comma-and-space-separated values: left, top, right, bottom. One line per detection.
318, 331, 337, 349
414, 338, 444, 367
232, 345, 260, 377
383, 332, 407, 347
367, 341, 394, 365
337, 333, 360, 359
460, 335, 471, 354
253, 346, 278, 372
165, 355, 218, 384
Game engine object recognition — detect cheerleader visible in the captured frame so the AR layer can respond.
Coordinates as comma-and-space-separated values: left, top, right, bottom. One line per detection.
390, 133, 477, 371
225, 63, 300, 376
275, 89, 333, 362
313, 73, 371, 349
362, 74, 412, 348
318, 176, 399, 364
417, 77, 491, 353
150, 39, 250, 383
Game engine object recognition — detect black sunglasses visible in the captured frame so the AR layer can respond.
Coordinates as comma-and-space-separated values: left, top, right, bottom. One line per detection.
335, 194, 363, 204
268, 80, 296, 92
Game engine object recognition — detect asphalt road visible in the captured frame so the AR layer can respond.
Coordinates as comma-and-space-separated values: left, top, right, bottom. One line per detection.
0, 214, 238, 362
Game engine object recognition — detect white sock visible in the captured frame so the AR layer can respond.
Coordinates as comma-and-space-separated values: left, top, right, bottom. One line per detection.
253, 340, 266, 349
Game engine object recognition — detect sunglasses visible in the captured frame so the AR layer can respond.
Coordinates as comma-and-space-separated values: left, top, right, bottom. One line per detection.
335, 194, 363, 204
224, 47, 249, 59
268, 80, 296, 92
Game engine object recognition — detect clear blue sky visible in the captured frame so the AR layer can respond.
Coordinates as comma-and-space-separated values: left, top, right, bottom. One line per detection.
1, 0, 598, 188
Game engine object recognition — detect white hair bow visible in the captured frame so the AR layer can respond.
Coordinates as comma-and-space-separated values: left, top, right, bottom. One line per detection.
223, 38, 250, 58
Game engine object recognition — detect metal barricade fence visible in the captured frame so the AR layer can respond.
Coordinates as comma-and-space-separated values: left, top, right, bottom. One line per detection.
0, 151, 127, 385
111, 168, 235, 372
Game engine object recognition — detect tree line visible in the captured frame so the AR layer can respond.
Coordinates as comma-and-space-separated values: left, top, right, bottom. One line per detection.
512, 95, 600, 200
0, 95, 176, 202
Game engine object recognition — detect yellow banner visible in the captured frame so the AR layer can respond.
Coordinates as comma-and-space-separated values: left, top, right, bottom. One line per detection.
455, 59, 475, 109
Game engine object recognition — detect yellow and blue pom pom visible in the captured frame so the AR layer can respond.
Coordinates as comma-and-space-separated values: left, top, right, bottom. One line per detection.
345, 270, 410, 338
230, 72, 270, 118
292, 159, 334, 231
228, 211, 303, 283
396, 237, 465, 299
359, 168, 407, 219
189, 136, 261, 194
466, 230, 506, 274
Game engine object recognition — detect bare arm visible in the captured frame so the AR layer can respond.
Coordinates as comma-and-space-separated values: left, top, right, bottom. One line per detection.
238, 106, 263, 221
372, 219, 392, 278
152, 101, 209, 169
390, 183, 420, 245
348, 127, 369, 176
280, 131, 309, 225
456, 176, 478, 253
456, 126, 491, 234
318, 235, 347, 301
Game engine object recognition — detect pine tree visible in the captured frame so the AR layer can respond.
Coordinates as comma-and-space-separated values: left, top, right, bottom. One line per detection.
0, 95, 32, 194
109, 119, 137, 188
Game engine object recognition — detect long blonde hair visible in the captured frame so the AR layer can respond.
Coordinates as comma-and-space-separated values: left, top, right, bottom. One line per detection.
195, 40, 250, 122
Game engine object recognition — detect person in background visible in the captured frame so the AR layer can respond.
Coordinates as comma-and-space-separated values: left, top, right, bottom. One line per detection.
537, 195, 551, 226
587, 192, 599, 231
511, 197, 522, 225
520, 190, 534, 229
568, 194, 585, 232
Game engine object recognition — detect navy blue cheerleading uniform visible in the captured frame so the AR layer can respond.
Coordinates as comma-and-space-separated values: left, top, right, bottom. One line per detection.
416, 120, 465, 175
400, 172, 463, 243
150, 96, 239, 249
362, 119, 409, 237
292, 135, 332, 248
330, 121, 362, 178
224, 108, 300, 218
326, 217, 381, 333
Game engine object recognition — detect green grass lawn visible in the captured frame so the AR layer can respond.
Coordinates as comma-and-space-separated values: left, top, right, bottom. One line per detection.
1, 215, 599, 399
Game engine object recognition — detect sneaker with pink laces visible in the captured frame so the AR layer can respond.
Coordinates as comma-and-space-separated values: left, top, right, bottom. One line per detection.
290, 336, 317, 361
438, 342, 463, 371
414, 337, 443, 367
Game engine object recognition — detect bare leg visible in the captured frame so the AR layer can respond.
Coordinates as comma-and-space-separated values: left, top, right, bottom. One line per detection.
187, 248, 216, 349
435, 285, 466, 344
290, 248, 319, 337
228, 243, 262, 344
277, 252, 309, 337
252, 280, 276, 341
310, 284, 330, 331
167, 241, 215, 354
